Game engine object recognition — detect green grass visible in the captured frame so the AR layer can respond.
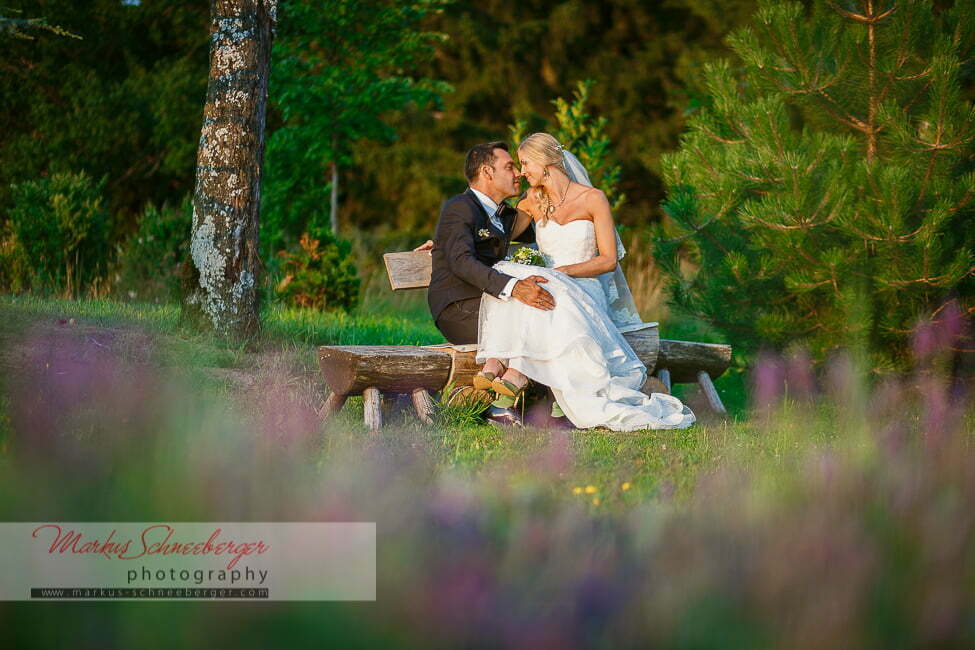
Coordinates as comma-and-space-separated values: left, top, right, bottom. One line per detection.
3, 293, 972, 648
263, 304, 442, 346
0, 294, 443, 346
0, 293, 751, 505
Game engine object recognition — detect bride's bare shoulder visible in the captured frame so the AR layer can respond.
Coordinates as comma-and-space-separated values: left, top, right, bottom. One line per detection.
582, 187, 609, 206
581, 185, 605, 199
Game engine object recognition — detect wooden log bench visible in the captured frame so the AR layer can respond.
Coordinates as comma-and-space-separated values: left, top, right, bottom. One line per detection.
318, 251, 732, 430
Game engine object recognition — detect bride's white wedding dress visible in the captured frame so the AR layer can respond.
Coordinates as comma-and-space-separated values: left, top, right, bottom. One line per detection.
477, 218, 696, 432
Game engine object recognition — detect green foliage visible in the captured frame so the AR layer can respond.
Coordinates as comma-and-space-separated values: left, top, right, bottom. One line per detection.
0, 1, 208, 226
553, 80, 626, 213
433, 386, 491, 429
275, 232, 361, 312
657, 0, 975, 371
350, 0, 761, 237
0, 209, 32, 294
512, 80, 626, 212
7, 172, 112, 296
0, 0, 766, 278
263, 0, 452, 239
0, 7, 80, 40
114, 197, 192, 301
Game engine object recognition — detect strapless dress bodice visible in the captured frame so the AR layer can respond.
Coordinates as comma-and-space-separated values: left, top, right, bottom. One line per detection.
536, 219, 597, 268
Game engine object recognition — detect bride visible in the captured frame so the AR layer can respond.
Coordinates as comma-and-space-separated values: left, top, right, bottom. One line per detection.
475, 132, 695, 432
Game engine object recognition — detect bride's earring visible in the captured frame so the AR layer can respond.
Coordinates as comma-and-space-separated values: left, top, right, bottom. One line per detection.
542, 168, 549, 179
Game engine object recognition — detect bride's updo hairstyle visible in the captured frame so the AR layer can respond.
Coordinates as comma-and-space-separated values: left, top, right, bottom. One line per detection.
518, 132, 569, 224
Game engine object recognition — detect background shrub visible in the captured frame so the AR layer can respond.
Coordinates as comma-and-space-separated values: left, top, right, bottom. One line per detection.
7, 172, 112, 296
274, 229, 360, 311
0, 222, 31, 293
114, 197, 192, 301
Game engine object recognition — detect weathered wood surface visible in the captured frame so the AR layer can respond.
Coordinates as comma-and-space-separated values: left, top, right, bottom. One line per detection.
317, 332, 726, 399
624, 325, 659, 371
363, 387, 382, 431
656, 340, 732, 383
641, 376, 670, 396
317, 345, 452, 395
656, 368, 672, 392
320, 391, 347, 419
442, 345, 484, 388
411, 388, 436, 424
383, 251, 432, 291
697, 370, 727, 414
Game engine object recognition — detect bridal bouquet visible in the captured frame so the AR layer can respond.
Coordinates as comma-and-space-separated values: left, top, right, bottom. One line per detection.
508, 246, 545, 266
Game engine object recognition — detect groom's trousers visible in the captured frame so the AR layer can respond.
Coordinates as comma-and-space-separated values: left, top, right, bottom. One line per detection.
434, 296, 481, 345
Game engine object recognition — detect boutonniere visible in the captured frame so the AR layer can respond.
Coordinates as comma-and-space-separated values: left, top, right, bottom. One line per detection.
477, 228, 491, 238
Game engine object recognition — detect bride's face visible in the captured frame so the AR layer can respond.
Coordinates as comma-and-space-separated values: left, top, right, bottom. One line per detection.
518, 153, 547, 188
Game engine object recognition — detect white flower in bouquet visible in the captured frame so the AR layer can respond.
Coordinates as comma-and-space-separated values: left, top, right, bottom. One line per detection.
507, 246, 545, 266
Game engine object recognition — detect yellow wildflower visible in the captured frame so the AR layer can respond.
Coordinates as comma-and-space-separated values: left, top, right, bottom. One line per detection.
591, 497, 600, 506
584, 485, 597, 494
621, 482, 632, 491
572, 486, 583, 495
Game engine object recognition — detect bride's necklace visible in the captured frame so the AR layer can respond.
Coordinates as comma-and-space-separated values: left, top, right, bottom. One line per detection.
542, 180, 571, 217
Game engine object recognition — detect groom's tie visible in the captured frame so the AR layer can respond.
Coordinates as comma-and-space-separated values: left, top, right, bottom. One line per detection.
490, 204, 506, 232
492, 204, 513, 231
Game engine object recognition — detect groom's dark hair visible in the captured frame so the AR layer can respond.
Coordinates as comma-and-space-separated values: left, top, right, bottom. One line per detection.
464, 141, 509, 183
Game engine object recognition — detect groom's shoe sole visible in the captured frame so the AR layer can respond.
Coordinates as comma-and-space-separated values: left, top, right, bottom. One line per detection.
485, 405, 523, 427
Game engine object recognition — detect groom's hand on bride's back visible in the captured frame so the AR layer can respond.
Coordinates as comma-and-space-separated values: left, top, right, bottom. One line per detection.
413, 239, 434, 252
512, 276, 555, 310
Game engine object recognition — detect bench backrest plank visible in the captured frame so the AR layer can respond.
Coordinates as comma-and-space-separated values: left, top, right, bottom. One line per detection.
383, 251, 432, 291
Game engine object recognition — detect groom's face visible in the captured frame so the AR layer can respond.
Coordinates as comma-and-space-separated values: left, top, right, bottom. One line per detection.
484, 148, 520, 199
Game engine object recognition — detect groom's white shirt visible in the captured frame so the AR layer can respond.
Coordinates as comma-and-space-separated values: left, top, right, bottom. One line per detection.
469, 187, 517, 301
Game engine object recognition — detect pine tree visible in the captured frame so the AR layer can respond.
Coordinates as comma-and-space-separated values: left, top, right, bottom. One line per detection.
657, 0, 975, 372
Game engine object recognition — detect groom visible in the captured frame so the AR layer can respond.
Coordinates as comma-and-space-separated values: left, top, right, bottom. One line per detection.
424, 141, 554, 344
420, 141, 555, 425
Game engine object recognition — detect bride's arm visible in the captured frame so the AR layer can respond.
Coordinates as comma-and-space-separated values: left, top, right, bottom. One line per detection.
554, 190, 618, 278
510, 208, 533, 240
511, 197, 535, 239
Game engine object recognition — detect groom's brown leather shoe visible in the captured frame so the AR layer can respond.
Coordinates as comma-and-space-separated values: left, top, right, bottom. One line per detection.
485, 404, 523, 427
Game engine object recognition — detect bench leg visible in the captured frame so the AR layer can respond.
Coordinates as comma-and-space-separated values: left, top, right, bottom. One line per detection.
656, 368, 671, 392
411, 388, 436, 424
320, 391, 348, 420
363, 387, 383, 431
696, 370, 727, 415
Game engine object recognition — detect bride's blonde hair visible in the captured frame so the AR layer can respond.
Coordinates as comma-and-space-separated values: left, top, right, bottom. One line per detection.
518, 132, 569, 224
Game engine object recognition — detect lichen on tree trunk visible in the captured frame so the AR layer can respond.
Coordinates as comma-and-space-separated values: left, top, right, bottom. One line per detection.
184, 0, 277, 339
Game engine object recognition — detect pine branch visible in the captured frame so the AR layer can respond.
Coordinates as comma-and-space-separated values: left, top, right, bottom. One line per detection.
816, 87, 872, 133
875, 272, 967, 288
744, 201, 841, 231
826, 1, 897, 25
699, 124, 746, 145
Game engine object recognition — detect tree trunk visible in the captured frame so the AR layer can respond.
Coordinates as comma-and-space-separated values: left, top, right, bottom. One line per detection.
185, 0, 277, 338
330, 153, 339, 234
